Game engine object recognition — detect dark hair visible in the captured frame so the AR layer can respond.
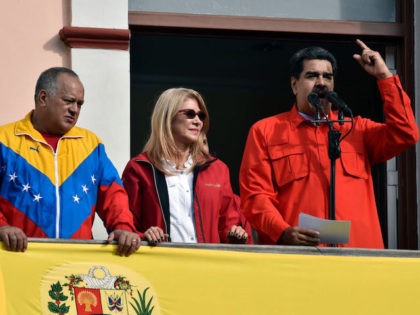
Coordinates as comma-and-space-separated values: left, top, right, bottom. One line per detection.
34, 67, 79, 102
289, 46, 337, 79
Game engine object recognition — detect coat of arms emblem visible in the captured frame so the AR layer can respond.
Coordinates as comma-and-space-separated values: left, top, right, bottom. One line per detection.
46, 265, 156, 315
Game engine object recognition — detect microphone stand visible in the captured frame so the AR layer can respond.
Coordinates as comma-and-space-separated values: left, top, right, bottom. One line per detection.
327, 122, 341, 222
313, 110, 352, 246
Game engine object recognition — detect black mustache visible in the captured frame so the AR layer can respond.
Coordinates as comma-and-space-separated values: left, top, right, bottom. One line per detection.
312, 86, 328, 98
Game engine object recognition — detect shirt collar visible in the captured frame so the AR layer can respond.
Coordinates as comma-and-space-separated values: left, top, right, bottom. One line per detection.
290, 104, 331, 128
15, 111, 84, 139
162, 154, 193, 175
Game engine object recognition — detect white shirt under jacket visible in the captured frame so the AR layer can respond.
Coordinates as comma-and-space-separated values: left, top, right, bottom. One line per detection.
162, 156, 197, 243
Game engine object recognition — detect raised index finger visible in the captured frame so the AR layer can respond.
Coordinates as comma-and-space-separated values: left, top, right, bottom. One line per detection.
356, 38, 369, 50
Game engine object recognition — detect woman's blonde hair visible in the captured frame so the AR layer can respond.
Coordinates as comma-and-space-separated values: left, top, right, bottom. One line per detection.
143, 87, 210, 173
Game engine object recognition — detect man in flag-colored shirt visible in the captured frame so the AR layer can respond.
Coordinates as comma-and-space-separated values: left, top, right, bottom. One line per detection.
0, 67, 141, 256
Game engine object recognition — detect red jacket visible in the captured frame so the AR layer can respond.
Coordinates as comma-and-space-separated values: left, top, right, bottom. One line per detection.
240, 75, 419, 248
122, 153, 251, 244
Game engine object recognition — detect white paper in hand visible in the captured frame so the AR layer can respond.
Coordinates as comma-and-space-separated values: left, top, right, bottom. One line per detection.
298, 213, 351, 244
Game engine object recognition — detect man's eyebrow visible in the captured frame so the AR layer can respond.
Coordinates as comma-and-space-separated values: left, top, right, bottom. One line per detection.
305, 71, 333, 76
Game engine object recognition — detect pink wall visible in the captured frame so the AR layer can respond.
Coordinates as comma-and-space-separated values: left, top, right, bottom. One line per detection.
0, 1, 70, 125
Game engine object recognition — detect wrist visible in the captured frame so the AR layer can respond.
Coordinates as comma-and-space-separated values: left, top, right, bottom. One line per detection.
377, 71, 393, 80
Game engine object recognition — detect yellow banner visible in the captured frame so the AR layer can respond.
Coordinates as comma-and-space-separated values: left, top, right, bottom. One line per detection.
1, 242, 420, 314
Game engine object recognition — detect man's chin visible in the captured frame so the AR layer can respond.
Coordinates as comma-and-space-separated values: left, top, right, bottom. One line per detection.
59, 124, 75, 135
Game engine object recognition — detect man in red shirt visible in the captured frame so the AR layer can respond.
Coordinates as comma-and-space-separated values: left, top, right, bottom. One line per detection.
239, 39, 418, 248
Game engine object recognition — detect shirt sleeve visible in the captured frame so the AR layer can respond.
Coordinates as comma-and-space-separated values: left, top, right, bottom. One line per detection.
363, 75, 419, 164
216, 162, 242, 243
121, 159, 144, 237
95, 146, 137, 234
239, 122, 290, 244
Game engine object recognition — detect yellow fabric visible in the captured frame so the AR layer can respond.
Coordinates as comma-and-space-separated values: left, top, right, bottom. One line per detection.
0, 264, 6, 315
1, 242, 420, 314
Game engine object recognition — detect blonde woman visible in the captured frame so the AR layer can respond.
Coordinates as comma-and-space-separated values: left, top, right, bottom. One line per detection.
122, 88, 248, 244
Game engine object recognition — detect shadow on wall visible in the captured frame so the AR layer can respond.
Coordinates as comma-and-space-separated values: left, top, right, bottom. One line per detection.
43, 35, 70, 67
42, 0, 71, 67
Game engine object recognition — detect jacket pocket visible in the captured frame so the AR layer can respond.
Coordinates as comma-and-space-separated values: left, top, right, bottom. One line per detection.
268, 146, 308, 188
340, 150, 369, 179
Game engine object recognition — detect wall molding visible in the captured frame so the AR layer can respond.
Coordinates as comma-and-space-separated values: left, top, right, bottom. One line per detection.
129, 11, 404, 37
59, 26, 130, 50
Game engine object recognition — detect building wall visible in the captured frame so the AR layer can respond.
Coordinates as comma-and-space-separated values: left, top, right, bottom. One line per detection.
69, 0, 130, 176
69, 0, 130, 239
0, 1, 70, 125
129, 0, 396, 22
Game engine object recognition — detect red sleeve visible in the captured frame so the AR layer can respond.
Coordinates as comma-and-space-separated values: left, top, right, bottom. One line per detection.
364, 75, 419, 163
216, 162, 243, 243
234, 195, 254, 244
239, 121, 289, 243
121, 159, 145, 237
96, 181, 138, 234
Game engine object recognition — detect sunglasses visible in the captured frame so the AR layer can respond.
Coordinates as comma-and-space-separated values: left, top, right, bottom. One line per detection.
177, 109, 207, 121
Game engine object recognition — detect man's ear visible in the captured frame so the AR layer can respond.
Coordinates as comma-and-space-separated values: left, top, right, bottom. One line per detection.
36, 90, 48, 107
290, 77, 297, 95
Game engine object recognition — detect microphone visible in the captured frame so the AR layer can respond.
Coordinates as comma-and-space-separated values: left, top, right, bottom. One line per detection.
326, 91, 352, 116
308, 92, 324, 111
307, 92, 322, 126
